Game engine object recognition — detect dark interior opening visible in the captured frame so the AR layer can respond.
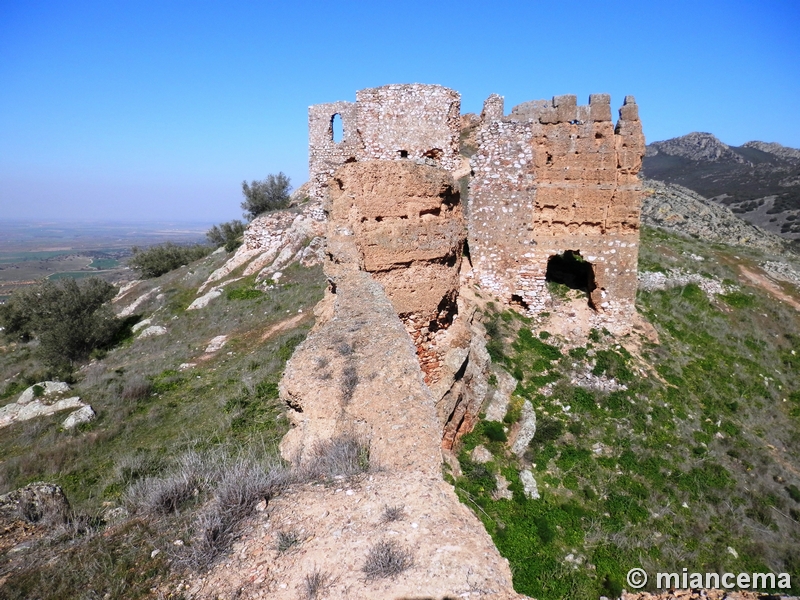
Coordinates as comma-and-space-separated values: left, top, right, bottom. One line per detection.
510, 294, 529, 311
399, 149, 409, 158
545, 250, 597, 307
331, 114, 343, 143
429, 291, 458, 332
462, 238, 472, 268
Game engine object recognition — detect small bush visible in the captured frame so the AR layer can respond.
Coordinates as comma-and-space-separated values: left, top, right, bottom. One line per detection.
787, 484, 800, 503
241, 173, 292, 219
362, 539, 413, 580
380, 504, 405, 523
188, 458, 289, 567
276, 529, 300, 553
341, 364, 359, 404
304, 568, 332, 599
121, 374, 152, 402
483, 421, 508, 442
227, 287, 263, 300
128, 242, 212, 278
304, 434, 370, 480
206, 219, 246, 252
126, 472, 197, 515
0, 277, 120, 371
337, 341, 354, 356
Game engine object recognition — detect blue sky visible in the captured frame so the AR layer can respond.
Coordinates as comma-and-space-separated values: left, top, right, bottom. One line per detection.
1, 0, 798, 222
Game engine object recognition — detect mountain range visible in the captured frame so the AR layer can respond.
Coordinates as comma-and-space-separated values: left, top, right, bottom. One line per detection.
642, 132, 800, 239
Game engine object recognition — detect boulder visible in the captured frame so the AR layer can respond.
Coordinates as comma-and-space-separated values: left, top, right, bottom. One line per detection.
0, 482, 70, 525
62, 405, 96, 429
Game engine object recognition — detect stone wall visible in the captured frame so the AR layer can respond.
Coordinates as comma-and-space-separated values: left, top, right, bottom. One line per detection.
326, 161, 466, 384
468, 94, 645, 333
308, 84, 461, 201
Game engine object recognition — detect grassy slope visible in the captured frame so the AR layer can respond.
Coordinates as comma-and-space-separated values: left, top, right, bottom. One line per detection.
0, 252, 326, 598
452, 227, 800, 599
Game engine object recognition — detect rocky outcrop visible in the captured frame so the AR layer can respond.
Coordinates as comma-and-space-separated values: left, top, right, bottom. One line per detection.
641, 179, 787, 253
742, 140, 800, 161
643, 134, 800, 239
0, 482, 69, 525
198, 201, 326, 294
0, 382, 91, 430
646, 132, 746, 163
267, 268, 523, 599
258, 157, 524, 598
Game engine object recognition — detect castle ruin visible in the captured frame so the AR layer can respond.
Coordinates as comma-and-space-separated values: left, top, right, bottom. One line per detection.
308, 84, 645, 335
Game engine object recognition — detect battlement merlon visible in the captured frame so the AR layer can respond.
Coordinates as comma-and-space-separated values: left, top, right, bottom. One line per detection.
480, 93, 639, 128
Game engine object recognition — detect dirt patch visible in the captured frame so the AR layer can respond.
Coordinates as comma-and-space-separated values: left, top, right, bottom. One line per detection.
739, 265, 800, 311
260, 313, 308, 342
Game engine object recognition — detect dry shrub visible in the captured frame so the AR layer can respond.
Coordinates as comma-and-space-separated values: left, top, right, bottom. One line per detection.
121, 373, 151, 402
380, 504, 405, 523
304, 568, 332, 599
276, 529, 300, 553
362, 539, 413, 580
302, 433, 370, 480
186, 457, 290, 568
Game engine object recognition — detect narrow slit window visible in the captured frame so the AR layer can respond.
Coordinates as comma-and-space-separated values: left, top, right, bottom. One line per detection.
331, 114, 343, 143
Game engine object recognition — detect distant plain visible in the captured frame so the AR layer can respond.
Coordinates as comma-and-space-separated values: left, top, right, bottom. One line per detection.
0, 221, 212, 299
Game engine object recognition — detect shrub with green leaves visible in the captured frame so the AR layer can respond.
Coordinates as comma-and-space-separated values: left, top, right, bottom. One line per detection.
241, 172, 292, 219
206, 219, 246, 252
0, 277, 120, 371
128, 242, 212, 278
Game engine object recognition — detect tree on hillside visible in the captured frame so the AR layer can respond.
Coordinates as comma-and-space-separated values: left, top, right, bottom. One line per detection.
0, 277, 120, 371
128, 243, 213, 278
206, 219, 246, 252
241, 173, 292, 220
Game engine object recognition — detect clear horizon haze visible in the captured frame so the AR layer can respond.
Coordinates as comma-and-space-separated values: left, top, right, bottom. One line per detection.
1, 0, 798, 222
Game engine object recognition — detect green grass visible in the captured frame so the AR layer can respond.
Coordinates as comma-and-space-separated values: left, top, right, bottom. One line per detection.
453, 227, 800, 598
0, 250, 327, 595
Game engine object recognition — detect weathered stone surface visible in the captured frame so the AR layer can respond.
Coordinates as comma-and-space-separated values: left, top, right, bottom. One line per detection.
484, 367, 518, 422
327, 161, 465, 324
641, 178, 786, 253
17, 381, 70, 405
471, 444, 493, 464
1, 381, 88, 429
468, 92, 645, 335
186, 288, 222, 310
0, 482, 69, 525
62, 405, 96, 429
115, 286, 161, 318
511, 400, 536, 456
519, 469, 540, 500
131, 318, 152, 333
137, 325, 167, 338
198, 203, 326, 294
270, 268, 524, 598
203, 335, 228, 353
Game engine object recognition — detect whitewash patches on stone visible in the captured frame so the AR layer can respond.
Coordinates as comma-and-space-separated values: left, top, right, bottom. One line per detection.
468, 93, 645, 334
308, 84, 461, 202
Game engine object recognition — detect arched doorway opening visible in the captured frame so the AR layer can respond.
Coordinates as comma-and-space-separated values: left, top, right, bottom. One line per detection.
545, 250, 597, 308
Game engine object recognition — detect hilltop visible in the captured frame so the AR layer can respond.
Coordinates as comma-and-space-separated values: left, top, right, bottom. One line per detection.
1, 87, 800, 600
642, 133, 800, 239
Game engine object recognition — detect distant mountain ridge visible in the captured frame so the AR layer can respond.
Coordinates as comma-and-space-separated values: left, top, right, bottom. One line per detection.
642, 132, 800, 239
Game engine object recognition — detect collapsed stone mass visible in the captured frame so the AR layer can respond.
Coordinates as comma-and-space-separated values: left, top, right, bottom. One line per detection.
308, 84, 645, 335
